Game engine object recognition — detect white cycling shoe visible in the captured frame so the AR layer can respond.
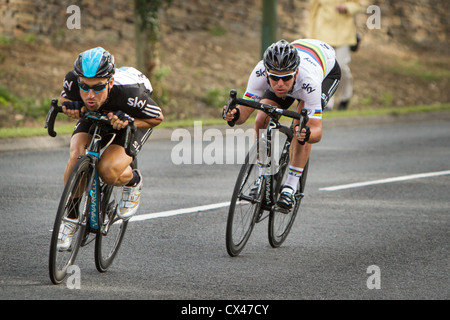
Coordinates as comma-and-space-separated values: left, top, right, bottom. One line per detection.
117, 169, 143, 220
57, 218, 78, 251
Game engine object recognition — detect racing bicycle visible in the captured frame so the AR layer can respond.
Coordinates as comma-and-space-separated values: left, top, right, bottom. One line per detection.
223, 90, 309, 257
46, 99, 136, 284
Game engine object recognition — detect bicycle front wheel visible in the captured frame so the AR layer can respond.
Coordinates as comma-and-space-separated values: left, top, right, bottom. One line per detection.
94, 184, 128, 272
49, 156, 91, 285
226, 145, 264, 257
268, 157, 309, 248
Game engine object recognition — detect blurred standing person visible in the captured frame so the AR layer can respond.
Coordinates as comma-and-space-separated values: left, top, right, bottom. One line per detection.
308, 0, 361, 110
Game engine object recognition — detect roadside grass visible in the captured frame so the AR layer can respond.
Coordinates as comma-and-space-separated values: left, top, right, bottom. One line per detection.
1, 103, 449, 139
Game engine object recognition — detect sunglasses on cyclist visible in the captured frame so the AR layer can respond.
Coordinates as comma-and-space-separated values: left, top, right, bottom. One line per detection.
78, 79, 111, 93
267, 71, 296, 82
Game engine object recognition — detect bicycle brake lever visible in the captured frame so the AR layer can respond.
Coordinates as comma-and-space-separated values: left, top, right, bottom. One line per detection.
298, 109, 309, 145
124, 122, 137, 157
223, 90, 237, 127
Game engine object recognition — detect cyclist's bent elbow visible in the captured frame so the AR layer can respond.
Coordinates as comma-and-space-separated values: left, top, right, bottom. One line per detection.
307, 119, 322, 144
137, 113, 163, 129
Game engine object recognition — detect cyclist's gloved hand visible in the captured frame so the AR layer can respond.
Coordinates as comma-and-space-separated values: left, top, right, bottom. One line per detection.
62, 100, 84, 119
222, 106, 240, 126
297, 125, 311, 145
114, 110, 134, 123
109, 110, 134, 130
303, 125, 311, 142
62, 100, 83, 110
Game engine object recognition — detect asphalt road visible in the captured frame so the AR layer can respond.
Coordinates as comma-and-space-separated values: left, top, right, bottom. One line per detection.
0, 113, 449, 305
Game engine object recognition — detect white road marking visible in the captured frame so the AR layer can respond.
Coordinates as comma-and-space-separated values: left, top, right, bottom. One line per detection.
129, 201, 230, 222
128, 170, 450, 222
319, 170, 450, 191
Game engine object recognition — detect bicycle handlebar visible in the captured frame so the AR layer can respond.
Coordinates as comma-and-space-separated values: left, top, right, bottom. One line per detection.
44, 99, 62, 137
223, 89, 310, 144
44, 98, 137, 151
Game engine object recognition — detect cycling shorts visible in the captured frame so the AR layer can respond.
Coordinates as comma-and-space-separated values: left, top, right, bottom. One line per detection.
72, 118, 153, 158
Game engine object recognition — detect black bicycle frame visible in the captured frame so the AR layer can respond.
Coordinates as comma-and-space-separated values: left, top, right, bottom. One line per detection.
224, 89, 308, 213
259, 119, 294, 212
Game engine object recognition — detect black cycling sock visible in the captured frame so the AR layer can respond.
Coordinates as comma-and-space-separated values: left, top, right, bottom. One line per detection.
126, 170, 140, 187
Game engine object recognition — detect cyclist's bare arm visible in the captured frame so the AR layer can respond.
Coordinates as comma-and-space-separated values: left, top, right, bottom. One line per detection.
129, 113, 163, 130
294, 117, 322, 144
292, 101, 322, 144
108, 111, 163, 130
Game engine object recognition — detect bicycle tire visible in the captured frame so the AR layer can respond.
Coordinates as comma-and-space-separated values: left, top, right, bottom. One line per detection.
94, 184, 128, 272
94, 158, 137, 272
49, 156, 92, 284
268, 154, 309, 248
226, 145, 264, 257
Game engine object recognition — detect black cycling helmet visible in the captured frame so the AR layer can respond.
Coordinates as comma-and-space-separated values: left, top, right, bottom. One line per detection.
263, 40, 300, 72
73, 47, 115, 79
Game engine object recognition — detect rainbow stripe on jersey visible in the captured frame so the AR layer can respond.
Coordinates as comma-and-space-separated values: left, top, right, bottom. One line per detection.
244, 92, 258, 101
292, 40, 327, 76
313, 109, 322, 118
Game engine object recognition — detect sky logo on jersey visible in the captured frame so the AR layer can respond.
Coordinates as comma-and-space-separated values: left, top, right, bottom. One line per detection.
256, 69, 266, 77
302, 83, 316, 94
63, 79, 74, 91
127, 97, 147, 109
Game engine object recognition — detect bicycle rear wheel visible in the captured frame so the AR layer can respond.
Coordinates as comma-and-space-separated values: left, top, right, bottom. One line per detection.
268, 154, 309, 248
49, 157, 91, 285
94, 184, 128, 272
226, 145, 264, 257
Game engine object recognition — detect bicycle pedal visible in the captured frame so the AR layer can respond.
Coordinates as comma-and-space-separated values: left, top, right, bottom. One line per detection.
274, 205, 291, 215
58, 246, 72, 253
293, 192, 304, 201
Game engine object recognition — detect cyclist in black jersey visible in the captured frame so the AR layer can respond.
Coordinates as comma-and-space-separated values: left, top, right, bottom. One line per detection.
58, 47, 163, 247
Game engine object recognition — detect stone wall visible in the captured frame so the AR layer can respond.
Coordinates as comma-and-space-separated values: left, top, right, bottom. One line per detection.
1, 0, 448, 51
0, 0, 134, 42
0, 0, 309, 42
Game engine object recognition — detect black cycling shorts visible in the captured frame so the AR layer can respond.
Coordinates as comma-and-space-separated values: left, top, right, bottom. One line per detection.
262, 60, 341, 110
72, 118, 153, 158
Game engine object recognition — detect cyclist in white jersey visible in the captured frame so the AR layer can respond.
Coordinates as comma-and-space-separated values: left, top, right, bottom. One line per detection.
223, 39, 341, 210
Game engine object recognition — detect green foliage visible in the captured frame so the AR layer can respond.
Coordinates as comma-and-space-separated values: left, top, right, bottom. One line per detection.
203, 87, 233, 108
150, 65, 172, 106
134, 0, 173, 30
0, 85, 51, 127
388, 59, 450, 82
209, 26, 227, 37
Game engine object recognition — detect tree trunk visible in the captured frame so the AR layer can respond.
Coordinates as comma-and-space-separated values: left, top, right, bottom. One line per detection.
134, 0, 160, 77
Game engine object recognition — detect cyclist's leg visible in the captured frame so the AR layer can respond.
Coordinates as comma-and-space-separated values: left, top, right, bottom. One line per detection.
63, 122, 92, 221
277, 101, 312, 209
64, 119, 92, 185
98, 128, 152, 219
97, 127, 151, 186
98, 145, 133, 186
